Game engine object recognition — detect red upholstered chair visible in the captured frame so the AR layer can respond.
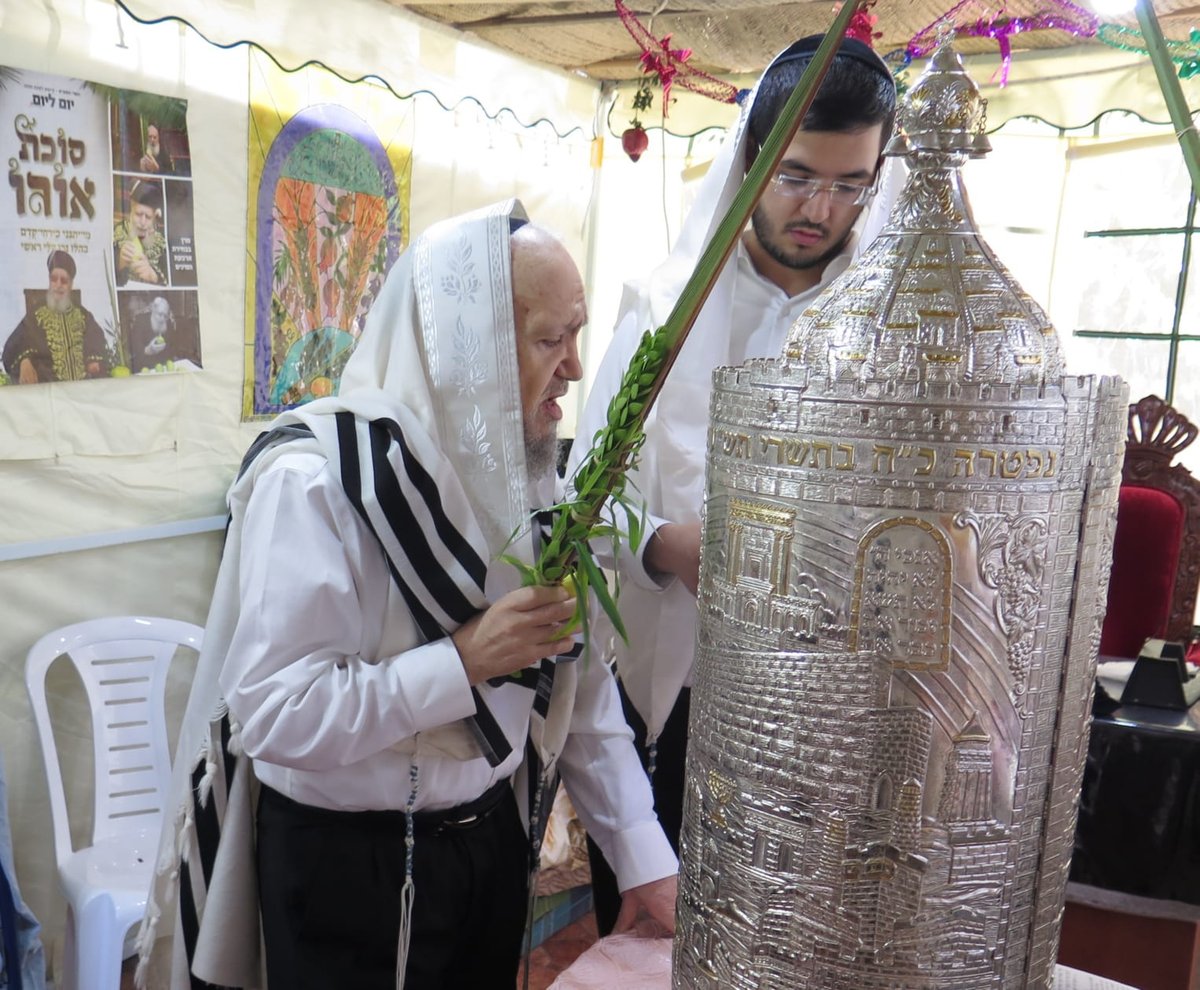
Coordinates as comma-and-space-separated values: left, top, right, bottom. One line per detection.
1099, 395, 1200, 660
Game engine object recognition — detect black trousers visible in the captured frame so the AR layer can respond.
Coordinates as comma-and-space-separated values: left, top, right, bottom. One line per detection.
586, 680, 690, 936
256, 781, 529, 990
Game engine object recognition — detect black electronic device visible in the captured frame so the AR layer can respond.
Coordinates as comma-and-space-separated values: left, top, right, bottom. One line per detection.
1120, 638, 1200, 709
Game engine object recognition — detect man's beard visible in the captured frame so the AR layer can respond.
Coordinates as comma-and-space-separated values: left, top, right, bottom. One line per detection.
46, 292, 72, 314
524, 425, 558, 479
751, 205, 853, 273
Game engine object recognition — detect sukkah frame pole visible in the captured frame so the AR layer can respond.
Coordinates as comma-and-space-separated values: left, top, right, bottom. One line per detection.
1135, 0, 1200, 197
1135, 0, 1200, 405
526, 1, 865, 615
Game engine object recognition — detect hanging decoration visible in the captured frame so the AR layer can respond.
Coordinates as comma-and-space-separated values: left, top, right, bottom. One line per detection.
614, 0, 740, 107
845, 1, 882, 48
621, 83, 653, 162
882, 47, 915, 98
613, 0, 739, 162
1098, 23, 1200, 79
907, 0, 1098, 86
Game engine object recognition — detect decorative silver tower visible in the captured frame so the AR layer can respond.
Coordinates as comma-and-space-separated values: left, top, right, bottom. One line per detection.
674, 47, 1128, 989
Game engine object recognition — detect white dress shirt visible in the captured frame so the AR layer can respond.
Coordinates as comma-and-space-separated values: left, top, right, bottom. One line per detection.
572, 238, 858, 733
219, 448, 676, 893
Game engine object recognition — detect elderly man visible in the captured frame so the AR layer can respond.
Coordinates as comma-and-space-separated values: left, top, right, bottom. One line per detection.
128, 295, 176, 373
114, 180, 168, 286
573, 33, 900, 934
137, 201, 677, 990
139, 123, 174, 175
3, 249, 108, 384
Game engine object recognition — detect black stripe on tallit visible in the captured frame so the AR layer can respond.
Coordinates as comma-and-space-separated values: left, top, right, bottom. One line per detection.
235, 424, 313, 481
378, 417, 488, 593
335, 412, 443, 643
532, 658, 557, 720
490, 667, 541, 690
367, 419, 481, 623
336, 413, 511, 766
219, 713, 237, 797
466, 686, 512, 766
178, 861, 232, 990
179, 756, 239, 989
177, 860, 201, 980
190, 759, 222, 891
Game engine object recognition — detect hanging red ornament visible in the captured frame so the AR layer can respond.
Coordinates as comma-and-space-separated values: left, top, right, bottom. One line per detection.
621, 122, 649, 162
621, 80, 655, 163
844, 1, 882, 47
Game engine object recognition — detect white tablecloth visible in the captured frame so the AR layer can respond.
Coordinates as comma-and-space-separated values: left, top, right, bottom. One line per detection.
548, 935, 1136, 990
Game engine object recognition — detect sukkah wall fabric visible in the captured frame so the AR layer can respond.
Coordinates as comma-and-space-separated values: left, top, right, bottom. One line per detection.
244, 49, 411, 419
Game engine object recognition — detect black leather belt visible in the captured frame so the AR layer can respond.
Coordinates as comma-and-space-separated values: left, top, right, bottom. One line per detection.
259, 778, 513, 838
415, 778, 512, 835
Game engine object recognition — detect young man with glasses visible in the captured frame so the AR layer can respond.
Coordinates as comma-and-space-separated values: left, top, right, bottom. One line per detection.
572, 34, 898, 936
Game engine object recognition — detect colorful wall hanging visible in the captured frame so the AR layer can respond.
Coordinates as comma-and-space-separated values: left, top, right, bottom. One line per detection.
244, 49, 412, 418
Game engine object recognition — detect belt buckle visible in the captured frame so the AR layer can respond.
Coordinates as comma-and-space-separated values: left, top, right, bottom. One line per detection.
448, 812, 479, 827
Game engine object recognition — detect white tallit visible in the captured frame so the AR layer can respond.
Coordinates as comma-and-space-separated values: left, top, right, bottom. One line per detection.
135, 199, 579, 989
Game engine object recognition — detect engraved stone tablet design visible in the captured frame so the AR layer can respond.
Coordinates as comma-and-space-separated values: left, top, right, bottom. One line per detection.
850, 517, 952, 671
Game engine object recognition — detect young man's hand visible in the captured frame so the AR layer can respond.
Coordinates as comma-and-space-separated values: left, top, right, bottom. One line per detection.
451, 585, 576, 684
645, 521, 701, 595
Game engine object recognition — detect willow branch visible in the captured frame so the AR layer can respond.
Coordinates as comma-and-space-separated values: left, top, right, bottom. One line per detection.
532, 1, 865, 598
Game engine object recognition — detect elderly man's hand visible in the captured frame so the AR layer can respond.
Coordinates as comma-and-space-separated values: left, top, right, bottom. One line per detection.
613, 875, 678, 937
118, 240, 140, 271
451, 585, 576, 685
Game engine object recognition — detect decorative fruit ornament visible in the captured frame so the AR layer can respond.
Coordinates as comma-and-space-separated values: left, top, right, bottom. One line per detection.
621, 123, 649, 162
621, 81, 655, 163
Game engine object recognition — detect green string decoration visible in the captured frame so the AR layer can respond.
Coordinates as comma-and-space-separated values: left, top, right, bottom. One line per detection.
1097, 22, 1200, 80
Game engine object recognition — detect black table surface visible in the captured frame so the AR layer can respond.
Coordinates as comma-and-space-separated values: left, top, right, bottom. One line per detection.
1070, 660, 1200, 904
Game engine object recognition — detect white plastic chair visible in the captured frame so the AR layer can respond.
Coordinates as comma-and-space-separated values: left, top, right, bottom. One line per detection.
25, 616, 203, 990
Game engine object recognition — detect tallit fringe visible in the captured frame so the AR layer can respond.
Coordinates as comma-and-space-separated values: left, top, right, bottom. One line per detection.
520, 759, 556, 990
395, 760, 420, 990
646, 731, 660, 781
228, 714, 244, 756
134, 712, 220, 988
133, 902, 159, 987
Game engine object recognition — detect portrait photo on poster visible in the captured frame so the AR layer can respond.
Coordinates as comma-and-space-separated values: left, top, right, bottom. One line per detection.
116, 288, 201, 375
110, 90, 191, 178
112, 175, 168, 288
3, 249, 112, 385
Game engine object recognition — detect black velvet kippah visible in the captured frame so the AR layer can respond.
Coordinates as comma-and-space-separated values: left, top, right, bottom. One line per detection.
769, 33, 893, 85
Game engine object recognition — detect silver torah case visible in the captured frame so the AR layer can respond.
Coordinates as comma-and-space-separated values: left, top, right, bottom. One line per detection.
674, 46, 1129, 989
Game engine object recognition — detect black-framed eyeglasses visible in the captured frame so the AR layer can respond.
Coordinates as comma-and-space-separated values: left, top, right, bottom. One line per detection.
770, 172, 878, 206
